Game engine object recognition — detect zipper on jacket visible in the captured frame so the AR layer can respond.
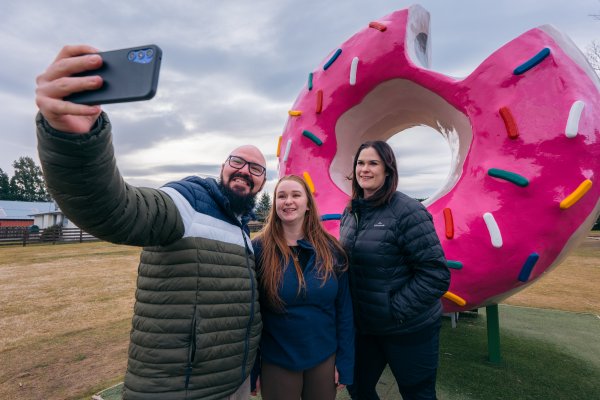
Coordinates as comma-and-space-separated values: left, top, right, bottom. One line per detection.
241, 231, 255, 382
185, 312, 197, 390
351, 210, 364, 332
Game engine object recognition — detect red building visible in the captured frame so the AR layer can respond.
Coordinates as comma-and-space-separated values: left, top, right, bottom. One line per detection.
0, 200, 56, 227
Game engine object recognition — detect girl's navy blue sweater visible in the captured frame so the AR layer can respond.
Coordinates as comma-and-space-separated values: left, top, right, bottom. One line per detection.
252, 238, 355, 385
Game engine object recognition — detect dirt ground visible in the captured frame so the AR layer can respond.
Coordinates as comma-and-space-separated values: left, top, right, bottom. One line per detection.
0, 237, 598, 400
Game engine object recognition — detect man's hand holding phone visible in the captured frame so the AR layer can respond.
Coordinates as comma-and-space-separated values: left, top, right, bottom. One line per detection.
35, 45, 104, 134
35, 44, 162, 134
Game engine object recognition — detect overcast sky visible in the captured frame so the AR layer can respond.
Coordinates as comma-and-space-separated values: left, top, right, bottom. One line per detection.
1, 0, 598, 199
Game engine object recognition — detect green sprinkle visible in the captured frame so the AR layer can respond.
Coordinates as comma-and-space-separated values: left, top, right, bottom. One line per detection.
302, 130, 323, 146
488, 168, 529, 187
447, 261, 463, 270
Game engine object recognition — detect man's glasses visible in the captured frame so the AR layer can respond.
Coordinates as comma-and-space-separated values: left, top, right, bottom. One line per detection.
227, 155, 266, 176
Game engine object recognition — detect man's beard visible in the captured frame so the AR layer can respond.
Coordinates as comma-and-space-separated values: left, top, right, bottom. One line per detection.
219, 171, 258, 215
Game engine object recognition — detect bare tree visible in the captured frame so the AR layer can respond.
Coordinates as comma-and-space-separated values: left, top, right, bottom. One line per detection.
587, 41, 600, 72
586, 3, 600, 73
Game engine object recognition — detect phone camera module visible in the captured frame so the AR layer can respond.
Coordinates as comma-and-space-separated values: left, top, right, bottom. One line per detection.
129, 47, 155, 64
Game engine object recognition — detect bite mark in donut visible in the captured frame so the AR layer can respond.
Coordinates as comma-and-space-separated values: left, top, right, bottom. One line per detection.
277, 5, 600, 312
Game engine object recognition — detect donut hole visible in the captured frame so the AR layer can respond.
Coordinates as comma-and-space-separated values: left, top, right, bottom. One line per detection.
387, 126, 451, 201
330, 79, 472, 205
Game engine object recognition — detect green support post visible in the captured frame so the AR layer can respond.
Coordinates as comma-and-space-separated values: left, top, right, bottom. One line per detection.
486, 304, 501, 363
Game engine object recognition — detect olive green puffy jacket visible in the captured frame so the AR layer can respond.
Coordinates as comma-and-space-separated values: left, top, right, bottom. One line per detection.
36, 113, 261, 400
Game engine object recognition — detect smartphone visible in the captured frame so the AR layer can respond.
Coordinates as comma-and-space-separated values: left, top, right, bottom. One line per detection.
65, 44, 162, 105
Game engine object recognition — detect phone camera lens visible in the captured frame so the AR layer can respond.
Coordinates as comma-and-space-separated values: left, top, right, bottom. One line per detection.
137, 51, 144, 59
146, 49, 154, 57
127, 51, 135, 61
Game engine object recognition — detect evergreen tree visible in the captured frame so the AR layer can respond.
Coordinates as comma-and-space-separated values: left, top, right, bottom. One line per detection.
254, 192, 272, 222
0, 168, 12, 200
9, 157, 50, 201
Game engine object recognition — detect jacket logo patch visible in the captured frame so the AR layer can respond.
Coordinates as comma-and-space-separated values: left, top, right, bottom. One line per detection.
374, 221, 385, 227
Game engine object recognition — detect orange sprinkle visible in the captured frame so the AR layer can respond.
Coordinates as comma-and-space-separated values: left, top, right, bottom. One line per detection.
443, 291, 466, 307
276, 136, 282, 157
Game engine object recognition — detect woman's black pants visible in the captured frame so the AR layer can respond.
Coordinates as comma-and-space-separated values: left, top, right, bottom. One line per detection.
347, 318, 441, 400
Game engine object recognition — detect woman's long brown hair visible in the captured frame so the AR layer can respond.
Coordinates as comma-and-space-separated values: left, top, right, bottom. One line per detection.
255, 175, 347, 311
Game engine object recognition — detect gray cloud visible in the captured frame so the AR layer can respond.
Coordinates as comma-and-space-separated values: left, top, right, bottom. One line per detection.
2, 0, 598, 200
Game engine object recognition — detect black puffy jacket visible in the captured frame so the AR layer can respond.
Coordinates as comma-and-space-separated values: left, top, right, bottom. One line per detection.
340, 191, 450, 335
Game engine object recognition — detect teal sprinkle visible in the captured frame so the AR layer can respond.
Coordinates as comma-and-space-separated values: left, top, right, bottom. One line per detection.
488, 168, 529, 187
323, 48, 342, 70
302, 130, 323, 146
447, 261, 463, 270
308, 72, 313, 91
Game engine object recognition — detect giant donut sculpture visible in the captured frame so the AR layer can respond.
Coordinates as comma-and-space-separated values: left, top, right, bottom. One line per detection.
277, 5, 600, 312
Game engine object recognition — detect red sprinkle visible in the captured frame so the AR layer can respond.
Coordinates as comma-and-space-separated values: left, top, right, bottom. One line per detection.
499, 107, 519, 139
443, 208, 454, 239
369, 22, 387, 32
316, 90, 323, 114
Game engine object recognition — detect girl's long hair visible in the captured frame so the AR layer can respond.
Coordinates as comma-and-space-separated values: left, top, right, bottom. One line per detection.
255, 175, 347, 310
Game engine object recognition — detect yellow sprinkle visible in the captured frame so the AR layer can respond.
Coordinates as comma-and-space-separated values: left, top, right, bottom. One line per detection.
276, 136, 282, 157
443, 291, 466, 307
560, 179, 593, 209
303, 172, 315, 193
288, 110, 302, 116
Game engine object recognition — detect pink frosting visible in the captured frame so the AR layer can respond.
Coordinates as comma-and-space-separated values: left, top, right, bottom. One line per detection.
279, 6, 600, 311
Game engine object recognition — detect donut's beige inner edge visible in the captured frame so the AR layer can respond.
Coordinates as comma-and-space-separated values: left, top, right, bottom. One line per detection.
330, 78, 472, 206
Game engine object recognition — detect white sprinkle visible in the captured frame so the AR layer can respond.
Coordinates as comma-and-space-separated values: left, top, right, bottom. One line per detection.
483, 212, 503, 248
283, 139, 292, 162
350, 57, 359, 86
565, 100, 585, 138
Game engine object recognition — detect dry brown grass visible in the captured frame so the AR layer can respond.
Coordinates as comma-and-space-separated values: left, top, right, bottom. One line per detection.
503, 235, 600, 314
0, 242, 139, 400
0, 237, 598, 400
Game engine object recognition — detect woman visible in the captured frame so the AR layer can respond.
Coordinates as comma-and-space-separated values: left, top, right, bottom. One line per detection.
340, 141, 450, 400
252, 175, 354, 399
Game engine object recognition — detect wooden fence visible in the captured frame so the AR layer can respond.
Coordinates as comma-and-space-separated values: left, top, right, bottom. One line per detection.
0, 226, 98, 247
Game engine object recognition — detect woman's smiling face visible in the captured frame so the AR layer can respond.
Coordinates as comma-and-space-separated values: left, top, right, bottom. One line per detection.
355, 146, 386, 199
275, 179, 309, 225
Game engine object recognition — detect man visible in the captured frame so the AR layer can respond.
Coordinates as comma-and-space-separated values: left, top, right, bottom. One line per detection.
35, 45, 266, 400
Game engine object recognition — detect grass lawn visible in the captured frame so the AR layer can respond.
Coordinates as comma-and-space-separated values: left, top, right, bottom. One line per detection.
243, 306, 600, 400
1, 235, 599, 400
435, 306, 600, 400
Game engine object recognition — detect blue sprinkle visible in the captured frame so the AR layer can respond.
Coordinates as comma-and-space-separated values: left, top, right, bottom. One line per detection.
323, 49, 342, 71
518, 253, 540, 282
513, 48, 550, 75
321, 214, 342, 221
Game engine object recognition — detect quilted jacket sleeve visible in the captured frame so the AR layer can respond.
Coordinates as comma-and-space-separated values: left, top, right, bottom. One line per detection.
389, 200, 450, 321
36, 112, 184, 247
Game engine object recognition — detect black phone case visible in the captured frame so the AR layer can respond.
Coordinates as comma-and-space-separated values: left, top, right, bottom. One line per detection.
65, 44, 162, 105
